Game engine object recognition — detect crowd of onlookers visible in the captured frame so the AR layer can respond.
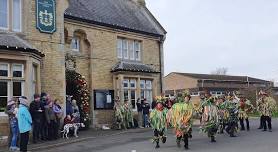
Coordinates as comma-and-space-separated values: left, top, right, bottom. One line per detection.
5, 93, 80, 152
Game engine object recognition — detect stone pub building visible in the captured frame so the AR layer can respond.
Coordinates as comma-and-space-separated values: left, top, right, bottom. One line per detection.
0, 0, 166, 136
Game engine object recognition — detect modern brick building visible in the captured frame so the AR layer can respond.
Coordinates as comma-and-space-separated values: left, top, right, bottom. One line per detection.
0, 0, 166, 137
164, 72, 274, 97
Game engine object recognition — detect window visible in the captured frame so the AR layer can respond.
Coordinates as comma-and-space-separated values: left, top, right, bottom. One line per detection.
123, 79, 129, 88
117, 38, 141, 61
0, 63, 8, 77
129, 41, 135, 60
12, 64, 23, 77
0, 0, 21, 31
94, 90, 114, 110
0, 0, 8, 29
117, 39, 122, 58
123, 40, 128, 59
135, 41, 141, 61
122, 79, 137, 109
0, 81, 8, 112
13, 81, 23, 97
31, 65, 38, 97
0, 62, 25, 113
71, 37, 80, 51
140, 80, 153, 105
130, 79, 136, 89
12, 0, 21, 31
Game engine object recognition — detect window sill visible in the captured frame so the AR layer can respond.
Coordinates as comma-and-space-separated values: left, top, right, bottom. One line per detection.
0, 113, 7, 117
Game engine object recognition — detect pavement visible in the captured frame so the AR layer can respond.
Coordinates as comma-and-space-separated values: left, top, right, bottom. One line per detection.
1, 118, 277, 152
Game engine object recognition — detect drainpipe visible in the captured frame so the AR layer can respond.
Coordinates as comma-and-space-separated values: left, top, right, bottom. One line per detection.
158, 35, 165, 94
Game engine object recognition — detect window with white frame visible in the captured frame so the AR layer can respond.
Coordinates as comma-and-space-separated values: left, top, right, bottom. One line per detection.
0, 63, 9, 77
0, 0, 22, 31
12, 0, 21, 31
0, 0, 8, 29
31, 65, 38, 98
117, 38, 141, 61
140, 80, 152, 105
0, 62, 24, 113
70, 37, 80, 51
134, 41, 141, 61
122, 79, 137, 109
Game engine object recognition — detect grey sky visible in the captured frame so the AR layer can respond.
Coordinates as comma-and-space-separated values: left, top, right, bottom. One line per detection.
147, 0, 278, 83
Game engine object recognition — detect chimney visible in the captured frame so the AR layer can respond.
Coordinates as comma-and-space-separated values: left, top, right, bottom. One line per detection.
131, 0, 146, 6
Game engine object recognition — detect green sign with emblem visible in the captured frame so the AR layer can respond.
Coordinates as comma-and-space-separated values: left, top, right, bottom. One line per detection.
36, 0, 56, 33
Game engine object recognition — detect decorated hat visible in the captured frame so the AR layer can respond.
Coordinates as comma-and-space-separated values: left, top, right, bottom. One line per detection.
155, 96, 166, 104
182, 90, 191, 98
259, 90, 268, 96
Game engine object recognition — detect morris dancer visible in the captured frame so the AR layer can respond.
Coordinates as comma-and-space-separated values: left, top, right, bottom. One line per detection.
114, 97, 125, 130
237, 94, 253, 131
200, 92, 219, 142
149, 96, 168, 149
167, 91, 193, 150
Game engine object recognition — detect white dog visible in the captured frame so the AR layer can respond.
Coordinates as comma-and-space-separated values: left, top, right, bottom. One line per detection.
61, 123, 85, 139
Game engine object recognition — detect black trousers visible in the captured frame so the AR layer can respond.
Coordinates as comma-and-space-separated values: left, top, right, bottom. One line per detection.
33, 120, 41, 142
226, 122, 237, 136
259, 116, 263, 128
177, 133, 189, 147
262, 116, 272, 130
239, 118, 249, 130
154, 129, 165, 144
20, 131, 29, 152
41, 120, 48, 140
47, 120, 57, 140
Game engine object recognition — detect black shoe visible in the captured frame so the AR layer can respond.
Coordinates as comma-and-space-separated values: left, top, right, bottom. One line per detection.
211, 137, 216, 142
184, 145, 189, 150
155, 144, 160, 149
247, 128, 250, 131
258, 127, 263, 129
262, 129, 267, 132
162, 137, 167, 143
230, 134, 237, 137
269, 130, 272, 132
177, 140, 181, 148
241, 128, 245, 131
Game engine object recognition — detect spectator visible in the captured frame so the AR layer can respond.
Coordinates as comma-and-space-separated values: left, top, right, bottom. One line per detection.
136, 98, 143, 128
6, 98, 19, 151
45, 101, 57, 140
142, 99, 150, 128
53, 99, 63, 139
18, 96, 32, 152
40, 92, 48, 140
66, 95, 73, 115
72, 100, 80, 123
151, 100, 156, 109
30, 94, 43, 143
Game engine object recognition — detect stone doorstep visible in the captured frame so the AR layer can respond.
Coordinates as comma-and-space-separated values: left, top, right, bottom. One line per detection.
0, 128, 150, 152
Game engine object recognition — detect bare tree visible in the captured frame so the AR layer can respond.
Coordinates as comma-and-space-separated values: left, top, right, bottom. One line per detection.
211, 67, 228, 75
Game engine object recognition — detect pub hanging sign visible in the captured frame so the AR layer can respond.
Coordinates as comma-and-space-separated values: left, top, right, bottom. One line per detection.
36, 0, 56, 34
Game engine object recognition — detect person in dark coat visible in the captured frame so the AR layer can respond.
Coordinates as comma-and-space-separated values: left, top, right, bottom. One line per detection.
142, 99, 150, 128
136, 98, 143, 128
29, 94, 43, 143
